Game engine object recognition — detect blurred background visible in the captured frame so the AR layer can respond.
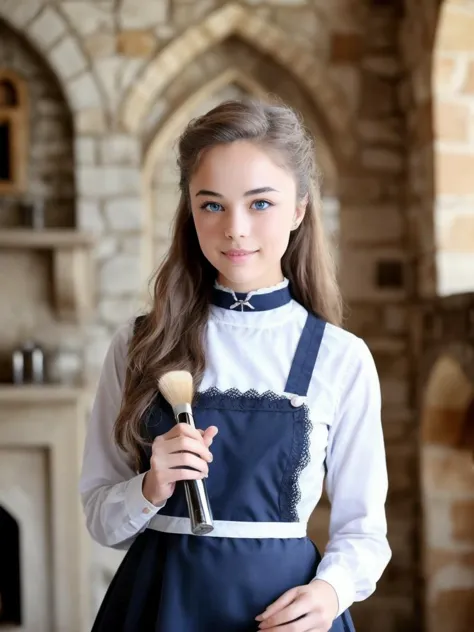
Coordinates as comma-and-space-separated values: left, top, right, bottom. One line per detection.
0, 0, 473, 631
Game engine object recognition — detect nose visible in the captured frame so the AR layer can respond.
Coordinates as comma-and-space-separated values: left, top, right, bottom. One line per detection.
223, 207, 251, 240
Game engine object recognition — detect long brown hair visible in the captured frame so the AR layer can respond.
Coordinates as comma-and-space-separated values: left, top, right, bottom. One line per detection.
115, 98, 342, 467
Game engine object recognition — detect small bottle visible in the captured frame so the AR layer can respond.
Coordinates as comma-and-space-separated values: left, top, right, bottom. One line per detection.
12, 349, 24, 384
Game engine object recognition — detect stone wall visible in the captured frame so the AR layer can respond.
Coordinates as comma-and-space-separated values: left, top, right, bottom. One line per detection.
0, 1, 472, 630
0, 17, 79, 378
433, 0, 474, 295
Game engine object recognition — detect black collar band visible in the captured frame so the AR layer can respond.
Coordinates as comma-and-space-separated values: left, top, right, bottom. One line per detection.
211, 285, 292, 312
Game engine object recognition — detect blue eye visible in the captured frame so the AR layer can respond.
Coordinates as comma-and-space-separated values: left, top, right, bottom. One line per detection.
202, 202, 223, 213
252, 200, 272, 211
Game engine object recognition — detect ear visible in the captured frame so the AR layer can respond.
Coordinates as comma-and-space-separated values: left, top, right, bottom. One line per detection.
291, 193, 308, 231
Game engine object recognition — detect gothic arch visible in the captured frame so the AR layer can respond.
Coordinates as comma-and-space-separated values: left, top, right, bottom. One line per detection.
0, 1, 105, 114
121, 3, 355, 160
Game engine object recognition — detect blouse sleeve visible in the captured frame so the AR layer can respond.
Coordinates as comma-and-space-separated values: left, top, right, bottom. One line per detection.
79, 321, 165, 549
314, 337, 391, 616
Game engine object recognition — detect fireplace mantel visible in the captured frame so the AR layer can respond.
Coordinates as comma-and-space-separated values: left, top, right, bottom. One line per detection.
0, 384, 86, 403
0, 229, 95, 324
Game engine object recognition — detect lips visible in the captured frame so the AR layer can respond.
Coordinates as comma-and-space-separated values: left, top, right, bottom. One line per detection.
222, 249, 258, 263
224, 249, 256, 256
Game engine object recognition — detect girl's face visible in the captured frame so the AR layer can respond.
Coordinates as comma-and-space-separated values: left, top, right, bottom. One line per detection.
189, 140, 307, 293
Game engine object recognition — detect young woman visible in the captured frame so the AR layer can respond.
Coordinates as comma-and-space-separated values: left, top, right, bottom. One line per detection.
80, 99, 391, 632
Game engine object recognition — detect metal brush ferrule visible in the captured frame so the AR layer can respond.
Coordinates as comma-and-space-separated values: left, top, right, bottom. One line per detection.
173, 403, 193, 417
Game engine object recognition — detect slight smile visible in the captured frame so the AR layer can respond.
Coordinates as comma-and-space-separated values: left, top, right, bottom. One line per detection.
222, 249, 259, 263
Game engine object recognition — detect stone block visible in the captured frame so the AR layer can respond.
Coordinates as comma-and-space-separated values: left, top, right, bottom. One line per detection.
77, 166, 140, 197
434, 101, 470, 142
434, 54, 458, 93
76, 108, 107, 134
437, 252, 474, 295
74, 137, 97, 165
438, 211, 474, 252
77, 199, 105, 234
357, 118, 403, 146
49, 36, 88, 80
361, 148, 404, 173
93, 57, 122, 107
99, 297, 140, 327
99, 254, 141, 294
27, 7, 67, 49
117, 30, 157, 57
423, 447, 474, 495
95, 236, 119, 261
61, 2, 113, 36
121, 236, 141, 255
118, 59, 144, 94
436, 152, 474, 196
462, 60, 474, 95
103, 197, 142, 230
343, 205, 404, 243
67, 71, 103, 111
451, 500, 474, 545
437, 9, 474, 52
100, 136, 140, 166
0, 0, 43, 28
120, 0, 168, 29
84, 32, 117, 58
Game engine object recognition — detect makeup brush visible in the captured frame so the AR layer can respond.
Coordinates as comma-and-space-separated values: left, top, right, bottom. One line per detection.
158, 370, 214, 536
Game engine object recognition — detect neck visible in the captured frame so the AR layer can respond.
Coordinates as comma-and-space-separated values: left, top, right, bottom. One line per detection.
216, 273, 285, 295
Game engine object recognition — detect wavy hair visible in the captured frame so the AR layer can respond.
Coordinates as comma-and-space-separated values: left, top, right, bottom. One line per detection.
114, 98, 342, 466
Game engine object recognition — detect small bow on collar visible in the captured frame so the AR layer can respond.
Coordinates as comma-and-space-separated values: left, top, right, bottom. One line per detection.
229, 290, 255, 311
230, 298, 255, 311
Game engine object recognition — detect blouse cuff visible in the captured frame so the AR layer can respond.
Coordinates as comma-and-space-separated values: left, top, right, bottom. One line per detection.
124, 471, 166, 527
312, 565, 356, 618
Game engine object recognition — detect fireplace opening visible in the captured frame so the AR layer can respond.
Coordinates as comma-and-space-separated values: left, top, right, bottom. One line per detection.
0, 506, 21, 625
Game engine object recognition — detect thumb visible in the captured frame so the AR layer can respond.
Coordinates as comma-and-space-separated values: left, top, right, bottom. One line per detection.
202, 425, 218, 447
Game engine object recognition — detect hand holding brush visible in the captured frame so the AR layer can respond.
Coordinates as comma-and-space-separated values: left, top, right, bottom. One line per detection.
153, 370, 216, 535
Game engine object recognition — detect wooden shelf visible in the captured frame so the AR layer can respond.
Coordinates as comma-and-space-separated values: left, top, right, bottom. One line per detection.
0, 384, 85, 404
0, 228, 95, 323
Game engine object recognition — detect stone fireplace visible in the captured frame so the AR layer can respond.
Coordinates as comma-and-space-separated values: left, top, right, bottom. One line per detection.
0, 387, 89, 632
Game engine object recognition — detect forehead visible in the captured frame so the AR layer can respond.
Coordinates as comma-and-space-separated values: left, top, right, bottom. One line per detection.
189, 141, 296, 196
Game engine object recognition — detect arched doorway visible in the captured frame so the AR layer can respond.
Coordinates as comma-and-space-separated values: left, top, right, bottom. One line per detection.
421, 354, 474, 632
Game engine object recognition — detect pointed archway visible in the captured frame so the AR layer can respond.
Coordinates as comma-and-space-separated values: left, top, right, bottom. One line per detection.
121, 3, 355, 161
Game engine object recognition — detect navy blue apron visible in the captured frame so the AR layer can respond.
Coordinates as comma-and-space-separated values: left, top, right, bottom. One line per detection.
91, 313, 356, 631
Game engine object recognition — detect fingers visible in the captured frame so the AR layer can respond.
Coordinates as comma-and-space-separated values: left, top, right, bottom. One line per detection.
256, 588, 298, 622
167, 436, 213, 462
257, 601, 309, 629
167, 452, 209, 476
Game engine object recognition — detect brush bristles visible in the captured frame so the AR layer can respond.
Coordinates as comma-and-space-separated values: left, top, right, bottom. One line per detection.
157, 371, 194, 407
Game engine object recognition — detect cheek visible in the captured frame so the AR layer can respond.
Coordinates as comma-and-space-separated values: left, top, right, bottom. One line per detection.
259, 217, 291, 253
193, 212, 218, 250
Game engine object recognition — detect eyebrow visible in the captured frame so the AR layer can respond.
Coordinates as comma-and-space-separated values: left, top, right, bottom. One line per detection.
195, 187, 279, 198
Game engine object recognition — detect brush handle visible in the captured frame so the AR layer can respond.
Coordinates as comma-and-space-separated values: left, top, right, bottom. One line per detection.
176, 411, 214, 535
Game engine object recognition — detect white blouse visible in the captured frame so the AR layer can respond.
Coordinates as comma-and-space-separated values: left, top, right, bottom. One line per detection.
79, 284, 391, 617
